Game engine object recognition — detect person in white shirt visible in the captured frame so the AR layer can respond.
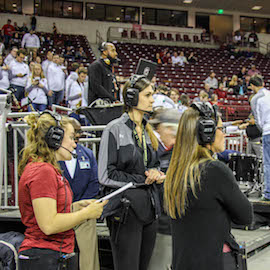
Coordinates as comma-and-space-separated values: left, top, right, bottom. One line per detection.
68, 68, 88, 124
178, 51, 189, 66
0, 39, 5, 56
47, 54, 65, 105
10, 48, 30, 101
41, 51, 53, 78
171, 52, 181, 65
4, 46, 18, 66
65, 62, 79, 101
25, 63, 52, 112
0, 55, 13, 93
21, 29, 40, 53
204, 71, 218, 90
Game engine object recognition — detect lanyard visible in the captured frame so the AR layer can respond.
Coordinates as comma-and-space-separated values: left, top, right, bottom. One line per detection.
133, 126, 148, 167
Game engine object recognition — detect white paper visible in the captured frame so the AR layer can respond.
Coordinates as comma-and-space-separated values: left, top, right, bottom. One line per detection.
96, 182, 134, 203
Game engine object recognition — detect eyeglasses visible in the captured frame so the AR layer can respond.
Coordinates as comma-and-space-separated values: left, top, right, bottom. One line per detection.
216, 126, 226, 133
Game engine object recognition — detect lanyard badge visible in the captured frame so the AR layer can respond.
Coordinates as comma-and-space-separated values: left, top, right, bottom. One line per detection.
133, 127, 148, 167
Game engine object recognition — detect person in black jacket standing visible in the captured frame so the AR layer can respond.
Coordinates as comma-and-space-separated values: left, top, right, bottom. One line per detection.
164, 102, 253, 270
98, 75, 165, 270
88, 42, 119, 105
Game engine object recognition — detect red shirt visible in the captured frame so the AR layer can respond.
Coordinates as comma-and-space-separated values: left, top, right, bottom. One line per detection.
18, 162, 74, 253
2, 24, 15, 36
215, 89, 227, 99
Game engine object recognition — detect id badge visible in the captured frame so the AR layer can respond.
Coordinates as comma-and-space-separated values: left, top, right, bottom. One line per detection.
79, 160, 90, 169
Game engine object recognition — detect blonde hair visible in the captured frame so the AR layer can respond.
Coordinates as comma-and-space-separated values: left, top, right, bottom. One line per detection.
229, 75, 238, 86
164, 108, 213, 219
18, 113, 73, 176
31, 63, 45, 83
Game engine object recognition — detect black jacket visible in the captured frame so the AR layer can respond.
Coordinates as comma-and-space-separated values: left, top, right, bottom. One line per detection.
98, 113, 161, 222
88, 58, 117, 105
171, 160, 253, 270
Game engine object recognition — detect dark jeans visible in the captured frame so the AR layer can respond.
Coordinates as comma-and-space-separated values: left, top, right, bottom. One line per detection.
18, 248, 78, 270
263, 134, 270, 199
51, 90, 64, 105
107, 209, 157, 270
223, 252, 247, 270
4, 34, 11, 48
10, 84, 25, 102
28, 103, 47, 112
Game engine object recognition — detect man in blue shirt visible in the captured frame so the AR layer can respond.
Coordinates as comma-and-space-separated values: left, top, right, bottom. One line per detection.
59, 118, 100, 270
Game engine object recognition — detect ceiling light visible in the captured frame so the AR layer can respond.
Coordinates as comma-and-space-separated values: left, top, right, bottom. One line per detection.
252, 6, 262, 10
12, 3, 17, 7
68, 6, 72, 11
183, 0, 192, 3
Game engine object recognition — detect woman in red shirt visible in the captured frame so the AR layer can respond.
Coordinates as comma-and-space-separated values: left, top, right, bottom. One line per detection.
18, 111, 107, 270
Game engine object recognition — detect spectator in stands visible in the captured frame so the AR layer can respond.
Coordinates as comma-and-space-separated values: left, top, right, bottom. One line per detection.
53, 22, 58, 35
238, 66, 247, 79
68, 68, 88, 123
201, 29, 209, 43
0, 38, 5, 56
41, 51, 53, 78
18, 112, 106, 270
20, 23, 29, 34
47, 54, 65, 105
243, 75, 251, 93
204, 72, 218, 90
178, 94, 190, 114
171, 52, 181, 65
59, 119, 100, 270
164, 103, 252, 270
160, 47, 169, 58
13, 22, 20, 33
210, 93, 219, 107
248, 65, 260, 77
88, 42, 118, 105
75, 47, 87, 60
11, 32, 21, 48
169, 88, 179, 105
188, 52, 197, 63
233, 31, 242, 46
59, 55, 68, 76
64, 46, 74, 60
244, 48, 255, 59
65, 62, 80, 101
10, 48, 29, 101
31, 15, 37, 31
204, 83, 214, 98
46, 36, 54, 46
215, 83, 227, 99
0, 55, 12, 93
2, 19, 15, 49
21, 29, 40, 53
193, 90, 207, 102
4, 47, 18, 66
99, 75, 164, 270
25, 63, 51, 112
178, 51, 189, 66
35, 56, 42, 65
162, 52, 172, 65
29, 61, 35, 77
229, 75, 240, 95
248, 31, 258, 47
153, 53, 163, 64
221, 75, 229, 89
153, 85, 175, 109
250, 75, 270, 201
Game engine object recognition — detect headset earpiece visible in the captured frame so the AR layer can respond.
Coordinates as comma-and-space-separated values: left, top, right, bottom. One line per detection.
125, 75, 146, 108
40, 110, 64, 150
191, 102, 217, 146
99, 41, 107, 53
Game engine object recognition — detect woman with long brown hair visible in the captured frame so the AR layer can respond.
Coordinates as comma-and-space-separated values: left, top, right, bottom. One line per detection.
164, 102, 253, 270
98, 75, 165, 270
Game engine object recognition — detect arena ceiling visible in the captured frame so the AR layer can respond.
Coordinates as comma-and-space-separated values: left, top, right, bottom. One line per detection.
122, 0, 270, 15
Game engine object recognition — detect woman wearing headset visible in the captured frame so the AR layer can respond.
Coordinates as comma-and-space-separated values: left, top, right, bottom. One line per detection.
98, 75, 165, 270
164, 102, 253, 270
18, 112, 107, 270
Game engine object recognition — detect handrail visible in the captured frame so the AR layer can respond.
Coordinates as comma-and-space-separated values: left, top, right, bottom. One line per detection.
96, 29, 103, 45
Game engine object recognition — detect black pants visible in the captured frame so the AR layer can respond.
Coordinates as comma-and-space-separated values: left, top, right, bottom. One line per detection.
18, 248, 78, 270
223, 252, 247, 270
107, 209, 157, 270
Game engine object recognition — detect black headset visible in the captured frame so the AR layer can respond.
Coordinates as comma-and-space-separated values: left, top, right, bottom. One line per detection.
40, 110, 65, 150
99, 41, 108, 53
125, 75, 146, 107
190, 102, 218, 146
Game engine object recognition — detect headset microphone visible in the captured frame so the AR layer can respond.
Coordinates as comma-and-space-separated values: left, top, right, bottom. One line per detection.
133, 107, 153, 115
60, 146, 78, 159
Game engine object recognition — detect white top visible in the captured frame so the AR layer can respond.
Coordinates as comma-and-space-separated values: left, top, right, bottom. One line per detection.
4, 54, 15, 66
10, 60, 30, 87
47, 63, 65, 91
65, 72, 78, 99
204, 77, 218, 89
68, 80, 85, 109
21, 33, 40, 49
64, 150, 77, 179
171, 56, 181, 65
41, 59, 52, 78
0, 68, 10, 89
153, 94, 176, 109
26, 77, 48, 105
0, 43, 5, 56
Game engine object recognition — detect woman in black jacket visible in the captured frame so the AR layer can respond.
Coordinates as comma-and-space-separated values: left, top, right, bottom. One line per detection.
164, 102, 253, 270
98, 75, 165, 270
